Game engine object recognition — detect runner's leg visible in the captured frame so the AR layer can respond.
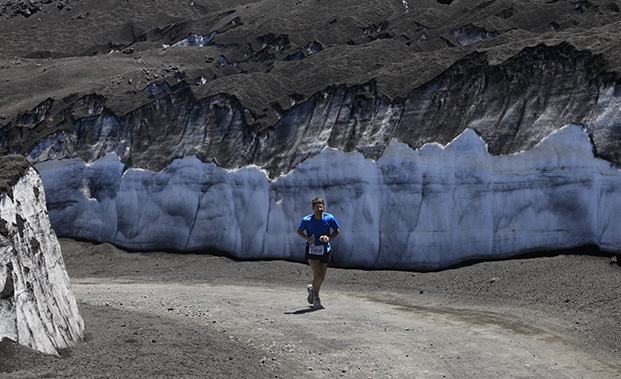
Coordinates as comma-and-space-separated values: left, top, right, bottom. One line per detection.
308, 259, 328, 295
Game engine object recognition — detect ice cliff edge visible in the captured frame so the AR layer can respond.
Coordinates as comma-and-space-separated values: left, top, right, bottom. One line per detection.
36, 125, 621, 270
0, 155, 83, 355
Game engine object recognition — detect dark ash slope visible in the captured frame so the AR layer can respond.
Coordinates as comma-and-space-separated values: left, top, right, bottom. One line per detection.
1, 0, 621, 177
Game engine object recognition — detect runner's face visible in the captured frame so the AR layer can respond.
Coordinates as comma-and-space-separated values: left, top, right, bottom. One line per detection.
312, 203, 324, 213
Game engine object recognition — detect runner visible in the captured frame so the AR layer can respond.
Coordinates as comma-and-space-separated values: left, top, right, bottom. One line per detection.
296, 197, 340, 309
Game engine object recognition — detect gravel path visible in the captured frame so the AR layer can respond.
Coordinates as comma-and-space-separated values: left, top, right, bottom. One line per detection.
1, 239, 619, 378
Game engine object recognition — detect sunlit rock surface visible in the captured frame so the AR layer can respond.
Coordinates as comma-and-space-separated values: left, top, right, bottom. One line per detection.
36, 125, 621, 270
0, 156, 83, 355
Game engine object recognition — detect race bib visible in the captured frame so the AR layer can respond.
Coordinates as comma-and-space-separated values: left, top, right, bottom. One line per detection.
309, 245, 325, 255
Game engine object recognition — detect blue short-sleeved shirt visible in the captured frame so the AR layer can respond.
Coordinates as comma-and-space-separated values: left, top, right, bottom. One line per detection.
298, 213, 340, 252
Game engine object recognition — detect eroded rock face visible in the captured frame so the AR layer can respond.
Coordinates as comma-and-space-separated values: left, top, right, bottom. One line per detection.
6, 43, 620, 180
0, 155, 83, 355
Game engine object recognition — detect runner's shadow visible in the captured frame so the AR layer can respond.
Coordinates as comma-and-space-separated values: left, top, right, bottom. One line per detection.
284, 306, 324, 315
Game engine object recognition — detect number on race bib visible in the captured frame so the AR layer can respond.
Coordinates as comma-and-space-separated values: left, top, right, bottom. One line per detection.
309, 245, 325, 255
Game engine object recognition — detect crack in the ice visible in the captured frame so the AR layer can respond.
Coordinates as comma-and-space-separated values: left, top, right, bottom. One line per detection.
185, 190, 206, 250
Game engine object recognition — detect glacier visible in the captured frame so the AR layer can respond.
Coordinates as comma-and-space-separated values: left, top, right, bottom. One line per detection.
36, 125, 621, 270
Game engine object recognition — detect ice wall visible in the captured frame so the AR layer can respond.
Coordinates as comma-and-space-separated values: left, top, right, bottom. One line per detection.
35, 125, 621, 270
0, 161, 84, 355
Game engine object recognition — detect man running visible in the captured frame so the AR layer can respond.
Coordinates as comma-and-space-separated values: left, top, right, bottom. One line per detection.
296, 197, 340, 309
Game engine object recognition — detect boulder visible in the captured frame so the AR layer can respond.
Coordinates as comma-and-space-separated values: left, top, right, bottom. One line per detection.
0, 155, 83, 355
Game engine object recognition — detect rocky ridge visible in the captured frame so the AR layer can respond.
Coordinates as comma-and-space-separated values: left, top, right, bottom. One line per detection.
1, 0, 621, 153
3, 42, 621, 179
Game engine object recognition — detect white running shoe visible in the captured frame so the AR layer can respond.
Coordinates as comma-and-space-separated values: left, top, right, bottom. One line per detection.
313, 294, 322, 309
307, 284, 314, 304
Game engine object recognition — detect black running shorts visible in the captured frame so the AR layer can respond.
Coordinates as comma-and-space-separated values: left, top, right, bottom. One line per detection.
305, 245, 331, 264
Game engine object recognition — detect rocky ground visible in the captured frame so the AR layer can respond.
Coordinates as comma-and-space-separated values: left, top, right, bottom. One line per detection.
1, 239, 619, 378
1, 0, 621, 144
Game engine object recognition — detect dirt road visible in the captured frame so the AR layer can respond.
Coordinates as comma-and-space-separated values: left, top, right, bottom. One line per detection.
3, 239, 620, 378
71, 278, 619, 379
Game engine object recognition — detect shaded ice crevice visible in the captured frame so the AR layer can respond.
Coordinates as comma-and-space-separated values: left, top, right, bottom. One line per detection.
450, 24, 500, 46
36, 125, 621, 270
185, 189, 206, 251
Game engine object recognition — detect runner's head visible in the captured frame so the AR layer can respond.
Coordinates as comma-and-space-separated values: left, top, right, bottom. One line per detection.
312, 197, 325, 213
312, 197, 324, 207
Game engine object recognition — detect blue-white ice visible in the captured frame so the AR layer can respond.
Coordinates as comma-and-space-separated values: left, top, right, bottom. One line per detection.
36, 125, 621, 270
173, 33, 217, 47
